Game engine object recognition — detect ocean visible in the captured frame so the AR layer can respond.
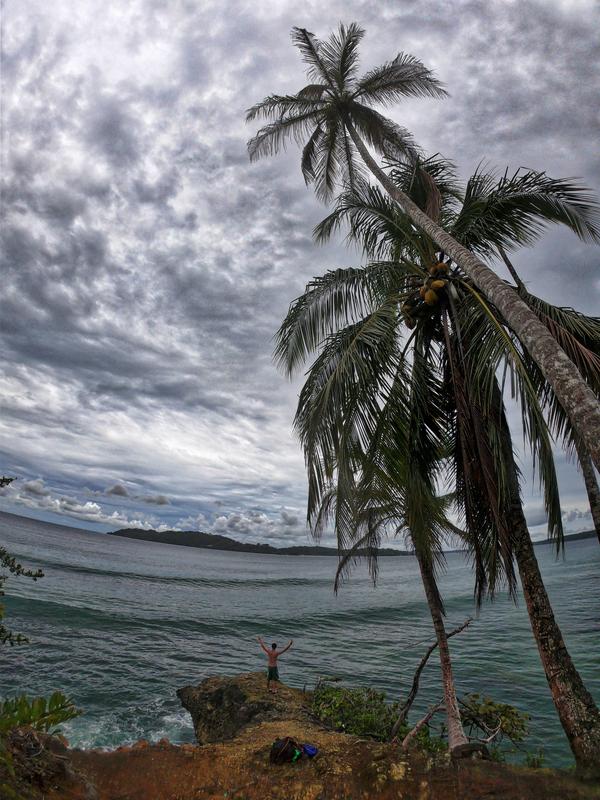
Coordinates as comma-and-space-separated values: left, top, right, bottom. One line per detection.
0, 511, 598, 766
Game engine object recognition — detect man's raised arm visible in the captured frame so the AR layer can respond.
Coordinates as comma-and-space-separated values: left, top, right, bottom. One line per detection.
257, 636, 269, 654
279, 640, 293, 655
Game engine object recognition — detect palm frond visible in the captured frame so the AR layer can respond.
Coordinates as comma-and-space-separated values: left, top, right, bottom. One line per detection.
319, 22, 365, 89
340, 126, 368, 195
245, 93, 326, 122
313, 117, 343, 202
301, 124, 325, 183
247, 109, 324, 161
291, 27, 337, 88
456, 281, 564, 546
442, 317, 515, 603
452, 167, 600, 255
387, 154, 463, 225
349, 102, 420, 163
275, 264, 396, 376
516, 296, 600, 466
353, 52, 448, 105
314, 183, 427, 261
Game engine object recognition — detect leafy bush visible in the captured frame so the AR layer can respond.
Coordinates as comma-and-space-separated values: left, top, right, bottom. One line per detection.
311, 682, 447, 754
460, 693, 530, 744
0, 538, 44, 647
0, 692, 81, 797
525, 748, 545, 768
0, 692, 80, 736
312, 683, 400, 741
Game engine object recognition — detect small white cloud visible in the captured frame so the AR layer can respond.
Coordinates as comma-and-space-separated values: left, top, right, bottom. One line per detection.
177, 512, 209, 530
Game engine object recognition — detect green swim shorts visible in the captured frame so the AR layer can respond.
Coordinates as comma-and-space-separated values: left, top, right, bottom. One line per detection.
267, 666, 280, 681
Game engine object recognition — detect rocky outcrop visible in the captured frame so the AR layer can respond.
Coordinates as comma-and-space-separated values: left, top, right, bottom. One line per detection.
177, 673, 281, 743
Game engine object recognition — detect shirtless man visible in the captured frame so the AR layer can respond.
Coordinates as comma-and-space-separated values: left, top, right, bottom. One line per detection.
257, 636, 293, 693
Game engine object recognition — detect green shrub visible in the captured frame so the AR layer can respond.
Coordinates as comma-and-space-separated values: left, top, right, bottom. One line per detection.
0, 540, 44, 647
525, 748, 545, 768
311, 683, 447, 755
0, 692, 81, 797
312, 683, 400, 741
0, 692, 80, 736
460, 693, 530, 744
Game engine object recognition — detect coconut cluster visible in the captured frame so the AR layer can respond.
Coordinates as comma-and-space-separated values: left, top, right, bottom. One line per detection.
400, 260, 450, 329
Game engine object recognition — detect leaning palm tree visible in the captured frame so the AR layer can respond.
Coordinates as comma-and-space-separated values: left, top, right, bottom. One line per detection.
247, 22, 600, 469
275, 158, 600, 775
302, 312, 472, 752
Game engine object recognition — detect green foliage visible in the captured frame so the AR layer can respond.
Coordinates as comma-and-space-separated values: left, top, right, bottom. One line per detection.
0, 692, 81, 736
0, 692, 80, 798
311, 683, 446, 755
460, 693, 530, 744
488, 746, 506, 763
411, 723, 448, 755
312, 683, 399, 741
525, 748, 545, 768
0, 524, 44, 646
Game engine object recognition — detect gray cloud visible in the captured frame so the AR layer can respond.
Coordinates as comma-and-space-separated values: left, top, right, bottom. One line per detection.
22, 479, 51, 497
141, 494, 170, 506
0, 0, 598, 544
106, 484, 129, 497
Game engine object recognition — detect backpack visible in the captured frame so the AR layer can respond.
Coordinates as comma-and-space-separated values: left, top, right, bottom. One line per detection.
269, 737, 303, 764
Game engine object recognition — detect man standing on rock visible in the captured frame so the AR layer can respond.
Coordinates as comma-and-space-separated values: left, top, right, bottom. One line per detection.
257, 636, 293, 693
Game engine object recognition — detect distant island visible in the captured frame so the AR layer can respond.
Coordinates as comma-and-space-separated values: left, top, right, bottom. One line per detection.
107, 526, 596, 555
108, 527, 411, 556
534, 529, 597, 545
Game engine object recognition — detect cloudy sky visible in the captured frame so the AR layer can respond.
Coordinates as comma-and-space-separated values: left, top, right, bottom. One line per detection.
1, 0, 599, 545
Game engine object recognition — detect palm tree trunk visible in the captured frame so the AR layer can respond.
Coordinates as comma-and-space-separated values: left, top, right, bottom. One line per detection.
344, 120, 600, 472
511, 508, 600, 777
415, 549, 468, 752
573, 436, 600, 544
495, 403, 600, 777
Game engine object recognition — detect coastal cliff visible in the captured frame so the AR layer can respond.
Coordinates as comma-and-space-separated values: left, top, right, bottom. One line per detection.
6, 673, 600, 799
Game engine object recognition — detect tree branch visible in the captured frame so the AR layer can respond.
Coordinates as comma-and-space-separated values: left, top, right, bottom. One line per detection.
401, 701, 444, 751
390, 617, 472, 737
498, 246, 525, 293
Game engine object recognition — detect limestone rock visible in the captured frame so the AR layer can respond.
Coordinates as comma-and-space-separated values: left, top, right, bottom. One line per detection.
177, 672, 280, 744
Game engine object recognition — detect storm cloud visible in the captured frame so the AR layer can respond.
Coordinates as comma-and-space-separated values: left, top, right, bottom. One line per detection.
1, 0, 598, 544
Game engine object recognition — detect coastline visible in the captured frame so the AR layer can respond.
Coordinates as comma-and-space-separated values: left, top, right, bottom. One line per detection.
6, 673, 599, 800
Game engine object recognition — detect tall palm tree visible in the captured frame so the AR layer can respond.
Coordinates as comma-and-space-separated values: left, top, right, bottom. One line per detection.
247, 22, 600, 469
275, 158, 600, 775
296, 301, 472, 751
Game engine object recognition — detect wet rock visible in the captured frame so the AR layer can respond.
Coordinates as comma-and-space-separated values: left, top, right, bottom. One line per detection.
177, 673, 274, 744
450, 742, 490, 760
131, 739, 150, 750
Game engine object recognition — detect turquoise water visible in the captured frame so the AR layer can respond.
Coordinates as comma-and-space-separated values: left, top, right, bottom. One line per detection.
1, 511, 598, 766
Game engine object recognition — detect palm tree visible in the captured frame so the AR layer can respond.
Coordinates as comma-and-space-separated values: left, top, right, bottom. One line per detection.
275, 158, 600, 775
247, 22, 600, 469
294, 299, 472, 752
